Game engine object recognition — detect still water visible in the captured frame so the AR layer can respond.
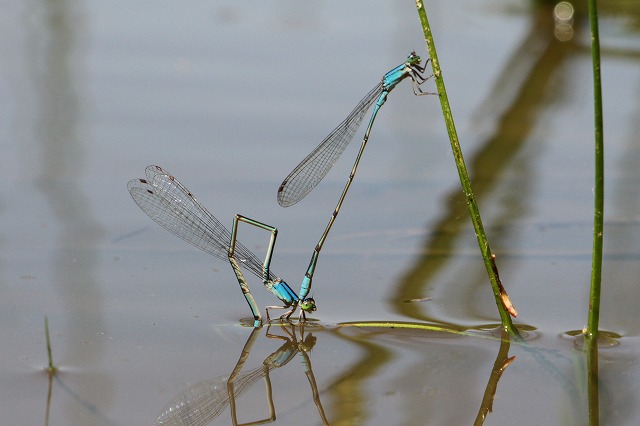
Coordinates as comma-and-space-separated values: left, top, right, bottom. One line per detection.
2, 1, 640, 424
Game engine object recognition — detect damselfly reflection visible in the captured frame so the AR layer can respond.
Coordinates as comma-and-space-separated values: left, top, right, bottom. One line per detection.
153, 324, 329, 426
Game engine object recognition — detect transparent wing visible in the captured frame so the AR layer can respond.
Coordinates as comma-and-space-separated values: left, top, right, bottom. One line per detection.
153, 366, 270, 426
277, 82, 383, 207
128, 165, 276, 281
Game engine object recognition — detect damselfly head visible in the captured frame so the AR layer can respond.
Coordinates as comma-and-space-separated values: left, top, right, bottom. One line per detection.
300, 298, 317, 313
301, 334, 317, 351
407, 51, 421, 65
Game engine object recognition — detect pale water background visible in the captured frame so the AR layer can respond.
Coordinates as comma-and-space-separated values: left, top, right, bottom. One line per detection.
2, 1, 640, 425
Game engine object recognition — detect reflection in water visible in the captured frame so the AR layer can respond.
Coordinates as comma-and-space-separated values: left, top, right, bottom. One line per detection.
44, 316, 56, 426
585, 335, 600, 426
570, 331, 637, 426
333, 322, 519, 425
23, 0, 109, 421
154, 323, 329, 426
332, 320, 622, 423
394, 3, 578, 325
474, 329, 516, 426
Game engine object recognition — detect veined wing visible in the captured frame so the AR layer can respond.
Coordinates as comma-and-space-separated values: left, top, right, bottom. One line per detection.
128, 165, 276, 281
153, 365, 272, 426
277, 82, 383, 207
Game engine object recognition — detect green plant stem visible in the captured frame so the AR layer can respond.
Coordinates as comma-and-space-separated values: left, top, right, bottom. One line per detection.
586, 1, 604, 423
45, 316, 56, 374
586, 0, 604, 342
415, 0, 519, 337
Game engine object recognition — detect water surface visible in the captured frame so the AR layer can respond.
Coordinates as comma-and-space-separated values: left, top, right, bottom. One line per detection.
1, 1, 640, 424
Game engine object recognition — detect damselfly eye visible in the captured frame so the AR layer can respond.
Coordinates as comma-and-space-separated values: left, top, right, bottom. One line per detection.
408, 51, 421, 64
301, 298, 317, 312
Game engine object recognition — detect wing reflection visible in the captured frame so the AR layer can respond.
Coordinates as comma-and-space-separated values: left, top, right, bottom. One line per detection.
154, 324, 329, 425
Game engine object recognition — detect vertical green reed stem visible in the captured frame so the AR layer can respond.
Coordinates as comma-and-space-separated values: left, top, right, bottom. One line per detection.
586, 0, 604, 341
415, 0, 519, 337
586, 1, 604, 423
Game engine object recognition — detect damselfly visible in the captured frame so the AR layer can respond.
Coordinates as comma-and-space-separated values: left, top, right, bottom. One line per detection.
278, 52, 435, 290
277, 51, 434, 208
128, 165, 316, 326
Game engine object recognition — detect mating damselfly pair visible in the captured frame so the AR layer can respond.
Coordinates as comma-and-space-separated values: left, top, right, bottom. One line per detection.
128, 52, 435, 326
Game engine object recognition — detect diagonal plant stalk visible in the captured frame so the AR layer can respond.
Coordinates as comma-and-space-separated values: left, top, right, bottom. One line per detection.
415, 0, 519, 337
